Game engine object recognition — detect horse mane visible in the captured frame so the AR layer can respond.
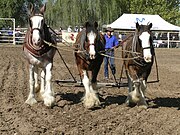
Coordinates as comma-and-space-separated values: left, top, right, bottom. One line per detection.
74, 29, 105, 51
43, 23, 55, 43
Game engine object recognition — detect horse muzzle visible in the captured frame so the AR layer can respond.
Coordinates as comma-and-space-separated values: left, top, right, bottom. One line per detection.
89, 44, 96, 59
143, 48, 152, 63
89, 53, 96, 59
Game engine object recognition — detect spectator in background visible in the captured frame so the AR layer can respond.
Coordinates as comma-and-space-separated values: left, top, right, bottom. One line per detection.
59, 27, 62, 33
74, 26, 78, 32
8, 27, 13, 36
79, 26, 83, 32
67, 26, 72, 32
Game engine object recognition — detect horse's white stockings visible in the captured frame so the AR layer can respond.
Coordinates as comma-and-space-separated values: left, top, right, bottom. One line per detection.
25, 63, 55, 107
42, 63, 55, 107
82, 70, 100, 108
126, 78, 148, 108
25, 65, 37, 105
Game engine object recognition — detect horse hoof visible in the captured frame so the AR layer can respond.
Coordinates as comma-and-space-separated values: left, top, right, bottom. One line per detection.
83, 97, 100, 109
125, 99, 136, 107
83, 100, 100, 109
25, 98, 37, 106
138, 105, 148, 109
137, 101, 148, 109
43, 95, 55, 107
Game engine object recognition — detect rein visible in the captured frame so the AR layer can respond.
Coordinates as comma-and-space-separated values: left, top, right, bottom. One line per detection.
43, 26, 147, 61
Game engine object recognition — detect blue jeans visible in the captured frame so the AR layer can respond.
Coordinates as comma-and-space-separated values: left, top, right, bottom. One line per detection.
104, 51, 116, 78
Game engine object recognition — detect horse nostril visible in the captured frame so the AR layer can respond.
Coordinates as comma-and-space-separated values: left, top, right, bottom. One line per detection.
144, 57, 151, 62
90, 54, 95, 59
38, 38, 41, 43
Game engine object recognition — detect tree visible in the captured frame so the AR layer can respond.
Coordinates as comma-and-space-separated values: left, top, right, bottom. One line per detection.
0, 0, 43, 28
42, 0, 180, 29
130, 0, 180, 25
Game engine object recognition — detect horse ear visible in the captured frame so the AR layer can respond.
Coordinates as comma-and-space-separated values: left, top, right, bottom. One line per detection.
29, 3, 34, 15
85, 21, 90, 28
40, 4, 46, 14
136, 22, 139, 29
94, 21, 98, 29
149, 23, 153, 29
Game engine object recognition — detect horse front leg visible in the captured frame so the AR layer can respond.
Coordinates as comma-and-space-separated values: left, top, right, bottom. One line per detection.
127, 72, 133, 93
34, 66, 40, 93
25, 64, 37, 105
127, 79, 148, 109
125, 73, 135, 106
137, 80, 148, 108
82, 70, 100, 109
39, 69, 45, 99
42, 63, 55, 107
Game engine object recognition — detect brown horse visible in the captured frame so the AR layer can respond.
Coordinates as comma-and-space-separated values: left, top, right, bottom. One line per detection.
23, 3, 56, 107
74, 21, 105, 109
122, 22, 154, 108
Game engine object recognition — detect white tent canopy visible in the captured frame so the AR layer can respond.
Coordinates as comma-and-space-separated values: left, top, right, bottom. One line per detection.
107, 13, 180, 31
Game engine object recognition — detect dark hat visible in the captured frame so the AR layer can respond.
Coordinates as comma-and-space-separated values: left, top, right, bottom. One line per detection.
105, 27, 114, 32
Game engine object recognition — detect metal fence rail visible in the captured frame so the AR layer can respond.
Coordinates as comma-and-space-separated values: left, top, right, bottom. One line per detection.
0, 28, 27, 45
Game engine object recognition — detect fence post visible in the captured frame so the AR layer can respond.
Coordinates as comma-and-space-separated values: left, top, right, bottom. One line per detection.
12, 18, 15, 45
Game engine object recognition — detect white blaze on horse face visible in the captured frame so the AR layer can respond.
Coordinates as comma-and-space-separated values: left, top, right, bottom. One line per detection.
139, 32, 152, 63
31, 16, 44, 45
87, 31, 96, 59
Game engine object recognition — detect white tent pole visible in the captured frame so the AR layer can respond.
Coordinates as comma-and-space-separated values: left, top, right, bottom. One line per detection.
167, 32, 170, 48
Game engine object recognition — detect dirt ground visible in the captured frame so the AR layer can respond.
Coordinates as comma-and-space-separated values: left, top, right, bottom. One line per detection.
0, 45, 180, 135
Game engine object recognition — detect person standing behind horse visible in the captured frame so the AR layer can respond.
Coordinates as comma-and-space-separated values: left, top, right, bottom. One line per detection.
104, 27, 119, 80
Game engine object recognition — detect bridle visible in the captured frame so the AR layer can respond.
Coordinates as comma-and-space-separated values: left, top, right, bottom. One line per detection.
80, 30, 97, 59
29, 14, 45, 38
131, 30, 153, 66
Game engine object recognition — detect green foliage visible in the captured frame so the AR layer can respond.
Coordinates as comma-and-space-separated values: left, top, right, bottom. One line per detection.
44, 0, 179, 29
130, 0, 180, 25
0, 0, 179, 29
0, 0, 42, 28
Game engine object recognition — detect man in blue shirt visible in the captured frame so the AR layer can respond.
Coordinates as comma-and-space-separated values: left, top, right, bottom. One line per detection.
104, 27, 119, 80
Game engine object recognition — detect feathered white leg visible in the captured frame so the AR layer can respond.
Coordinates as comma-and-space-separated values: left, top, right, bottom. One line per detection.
42, 63, 55, 107
34, 66, 40, 93
82, 70, 100, 109
40, 69, 45, 98
25, 65, 37, 105
137, 80, 148, 109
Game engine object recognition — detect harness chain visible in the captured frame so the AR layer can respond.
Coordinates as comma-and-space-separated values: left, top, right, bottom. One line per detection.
45, 26, 159, 85
46, 27, 142, 60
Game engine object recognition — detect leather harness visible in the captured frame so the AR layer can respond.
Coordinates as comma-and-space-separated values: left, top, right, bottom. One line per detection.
23, 29, 54, 57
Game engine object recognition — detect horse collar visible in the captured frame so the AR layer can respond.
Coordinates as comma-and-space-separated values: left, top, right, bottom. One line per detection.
23, 30, 52, 57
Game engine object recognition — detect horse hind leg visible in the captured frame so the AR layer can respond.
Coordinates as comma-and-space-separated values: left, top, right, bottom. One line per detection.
42, 63, 55, 107
82, 70, 100, 109
125, 74, 136, 107
25, 65, 37, 105
137, 80, 148, 108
